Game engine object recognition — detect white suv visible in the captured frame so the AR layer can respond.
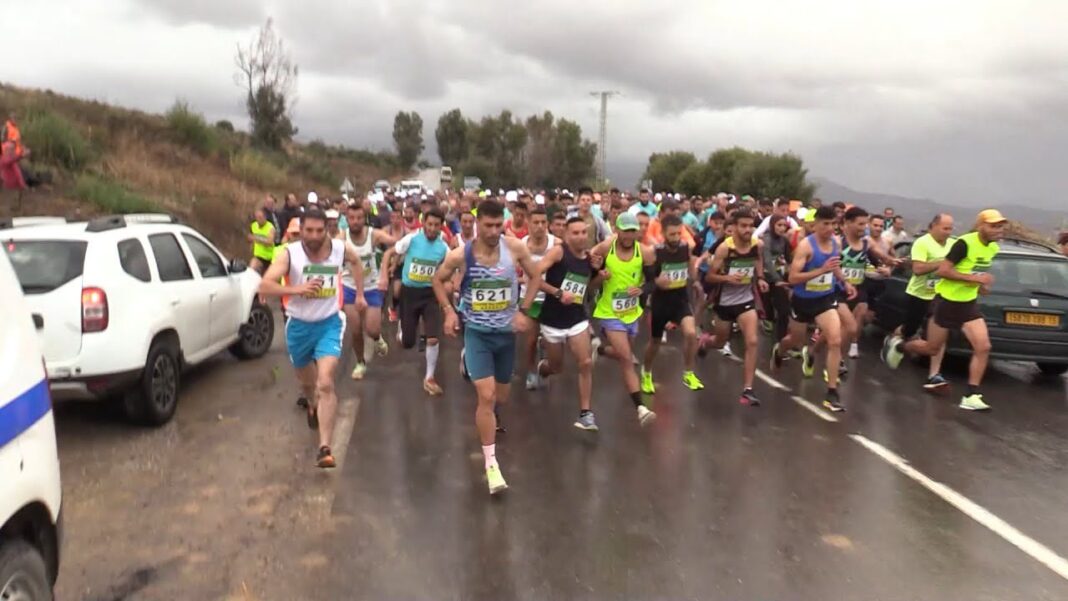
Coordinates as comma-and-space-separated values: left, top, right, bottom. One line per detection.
1, 214, 274, 426
1, 247, 62, 599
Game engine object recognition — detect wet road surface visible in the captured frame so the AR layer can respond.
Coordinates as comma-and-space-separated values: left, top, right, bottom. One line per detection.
52, 314, 1068, 600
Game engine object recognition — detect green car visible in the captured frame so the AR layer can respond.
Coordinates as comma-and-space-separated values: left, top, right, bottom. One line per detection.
872, 238, 1068, 376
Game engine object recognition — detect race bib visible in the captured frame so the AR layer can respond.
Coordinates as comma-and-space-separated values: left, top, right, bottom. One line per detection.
303, 264, 338, 298
727, 258, 755, 285
926, 276, 941, 290
865, 263, 878, 276
842, 266, 865, 285
560, 272, 590, 302
471, 278, 511, 312
407, 257, 437, 283
611, 290, 640, 315
806, 272, 834, 292
661, 262, 688, 288
360, 254, 374, 273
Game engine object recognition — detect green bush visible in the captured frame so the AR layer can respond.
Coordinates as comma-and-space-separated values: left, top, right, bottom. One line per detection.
293, 155, 337, 186
166, 100, 218, 156
21, 111, 92, 170
230, 149, 287, 188
214, 119, 234, 132
74, 174, 157, 213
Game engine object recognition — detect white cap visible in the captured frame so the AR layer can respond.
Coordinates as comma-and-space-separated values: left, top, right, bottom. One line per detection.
534, 194, 545, 205
421, 194, 428, 201
505, 190, 518, 203
673, 193, 681, 201
796, 207, 809, 221
654, 192, 663, 202
371, 191, 384, 203
307, 191, 319, 204
498, 188, 505, 196
398, 191, 408, 199
717, 192, 728, 200
325, 209, 339, 219
560, 189, 572, 198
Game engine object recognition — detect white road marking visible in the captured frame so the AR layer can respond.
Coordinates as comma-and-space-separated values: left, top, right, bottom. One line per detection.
755, 369, 790, 391
330, 395, 360, 469
791, 395, 839, 423
851, 434, 1068, 582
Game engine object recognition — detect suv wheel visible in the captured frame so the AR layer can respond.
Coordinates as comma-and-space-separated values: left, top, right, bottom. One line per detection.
1037, 362, 1068, 377
230, 301, 274, 360
0, 539, 53, 601
125, 338, 181, 426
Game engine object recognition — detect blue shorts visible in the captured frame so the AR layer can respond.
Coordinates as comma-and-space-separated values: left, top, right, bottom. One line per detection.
342, 286, 385, 308
463, 327, 516, 384
600, 318, 639, 338
285, 313, 345, 369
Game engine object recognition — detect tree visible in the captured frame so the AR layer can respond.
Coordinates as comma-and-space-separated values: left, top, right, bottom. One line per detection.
644, 146, 815, 200
641, 151, 696, 192
393, 111, 424, 172
234, 18, 298, 150
435, 109, 468, 166
524, 111, 556, 188
552, 118, 597, 187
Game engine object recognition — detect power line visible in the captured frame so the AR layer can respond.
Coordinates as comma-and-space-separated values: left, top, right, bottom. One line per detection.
589, 91, 620, 186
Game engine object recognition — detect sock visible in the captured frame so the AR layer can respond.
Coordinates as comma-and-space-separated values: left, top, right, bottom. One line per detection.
482, 444, 497, 469
967, 384, 979, 396
580, 409, 592, 417
630, 391, 642, 408
425, 343, 439, 380
827, 387, 838, 398
743, 387, 753, 394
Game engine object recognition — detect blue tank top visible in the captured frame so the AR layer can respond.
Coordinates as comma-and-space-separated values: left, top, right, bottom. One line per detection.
793, 234, 840, 299
400, 231, 448, 288
460, 241, 518, 332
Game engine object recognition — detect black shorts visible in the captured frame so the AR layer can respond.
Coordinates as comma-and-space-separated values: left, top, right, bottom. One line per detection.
399, 285, 443, 348
902, 294, 933, 339
837, 286, 867, 310
863, 278, 886, 303
650, 293, 692, 338
790, 294, 839, 324
932, 295, 982, 330
714, 301, 756, 322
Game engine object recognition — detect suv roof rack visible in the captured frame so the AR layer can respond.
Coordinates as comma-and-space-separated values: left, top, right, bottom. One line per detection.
0, 216, 69, 229
85, 213, 178, 233
1001, 237, 1059, 254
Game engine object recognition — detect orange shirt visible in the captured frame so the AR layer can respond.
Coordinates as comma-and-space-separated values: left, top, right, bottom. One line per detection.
645, 218, 696, 247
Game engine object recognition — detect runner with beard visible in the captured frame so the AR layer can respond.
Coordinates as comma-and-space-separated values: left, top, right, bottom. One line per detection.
386, 204, 409, 323
534, 215, 599, 430
259, 207, 366, 468
434, 200, 541, 495
520, 207, 557, 390
381, 208, 450, 395
590, 213, 658, 426
703, 208, 768, 405
640, 214, 704, 393
341, 203, 397, 380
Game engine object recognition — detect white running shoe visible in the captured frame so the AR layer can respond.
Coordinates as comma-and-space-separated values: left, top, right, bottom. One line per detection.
848, 342, 859, 359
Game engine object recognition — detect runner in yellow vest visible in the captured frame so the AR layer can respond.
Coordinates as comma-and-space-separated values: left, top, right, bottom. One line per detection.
248, 208, 276, 275
590, 213, 658, 426
883, 209, 1006, 411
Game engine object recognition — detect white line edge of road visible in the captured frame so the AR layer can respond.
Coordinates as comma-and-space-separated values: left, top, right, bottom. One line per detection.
754, 368, 839, 423
850, 433, 1068, 582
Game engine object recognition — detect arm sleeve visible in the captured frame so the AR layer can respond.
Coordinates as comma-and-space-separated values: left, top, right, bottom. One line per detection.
754, 218, 770, 238
394, 232, 415, 254
945, 239, 968, 264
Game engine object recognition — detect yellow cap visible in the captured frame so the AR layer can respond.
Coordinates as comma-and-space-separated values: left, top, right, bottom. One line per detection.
977, 209, 1007, 225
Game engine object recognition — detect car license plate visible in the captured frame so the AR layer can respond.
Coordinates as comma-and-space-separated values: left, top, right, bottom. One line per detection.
1005, 311, 1061, 327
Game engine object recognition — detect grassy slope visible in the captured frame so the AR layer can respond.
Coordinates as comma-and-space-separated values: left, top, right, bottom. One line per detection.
0, 83, 397, 256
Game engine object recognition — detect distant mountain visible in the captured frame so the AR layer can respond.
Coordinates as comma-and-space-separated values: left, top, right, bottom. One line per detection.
812, 177, 1067, 236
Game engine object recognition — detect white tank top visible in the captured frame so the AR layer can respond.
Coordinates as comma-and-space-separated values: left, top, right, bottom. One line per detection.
341, 228, 378, 289
285, 239, 344, 322
520, 234, 556, 301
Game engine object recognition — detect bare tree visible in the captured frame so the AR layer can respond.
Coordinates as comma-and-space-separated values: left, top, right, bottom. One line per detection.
234, 17, 299, 149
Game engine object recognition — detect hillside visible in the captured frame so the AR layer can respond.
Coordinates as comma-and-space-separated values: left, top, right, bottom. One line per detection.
813, 177, 1068, 236
0, 83, 398, 256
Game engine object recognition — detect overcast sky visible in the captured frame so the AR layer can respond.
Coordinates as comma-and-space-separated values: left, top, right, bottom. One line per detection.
4, 0, 1068, 208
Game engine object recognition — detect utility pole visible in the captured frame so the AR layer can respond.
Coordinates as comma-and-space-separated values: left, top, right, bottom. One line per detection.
589, 91, 619, 187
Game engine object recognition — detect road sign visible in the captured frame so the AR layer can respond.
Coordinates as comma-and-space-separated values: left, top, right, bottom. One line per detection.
340, 178, 355, 194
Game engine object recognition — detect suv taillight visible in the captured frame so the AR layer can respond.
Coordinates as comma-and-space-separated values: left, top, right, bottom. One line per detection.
81, 287, 109, 332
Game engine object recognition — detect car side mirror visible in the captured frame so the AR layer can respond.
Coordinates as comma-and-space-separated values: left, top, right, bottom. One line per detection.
229, 258, 248, 274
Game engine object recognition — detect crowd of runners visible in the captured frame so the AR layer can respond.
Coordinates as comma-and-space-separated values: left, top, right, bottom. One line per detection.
247, 186, 1011, 494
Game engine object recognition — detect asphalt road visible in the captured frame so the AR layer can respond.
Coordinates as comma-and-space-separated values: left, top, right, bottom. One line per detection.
51, 313, 1068, 600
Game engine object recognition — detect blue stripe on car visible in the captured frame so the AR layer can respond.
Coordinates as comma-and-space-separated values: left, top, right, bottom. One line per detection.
0, 379, 51, 449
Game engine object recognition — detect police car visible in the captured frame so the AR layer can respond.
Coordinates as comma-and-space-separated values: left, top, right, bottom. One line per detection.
1, 214, 274, 426
1, 247, 62, 599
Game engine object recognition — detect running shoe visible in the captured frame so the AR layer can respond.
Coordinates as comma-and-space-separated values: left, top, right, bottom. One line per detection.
786, 349, 803, 359
682, 370, 704, 390
423, 378, 444, 396
959, 393, 991, 411
661, 331, 668, 343
771, 342, 784, 370
640, 369, 656, 394
637, 404, 657, 426
811, 328, 822, 345
721, 342, 733, 357
848, 342, 859, 359
418, 336, 427, 353
923, 373, 950, 391
801, 346, 815, 378
375, 337, 389, 357
388, 307, 398, 322
350, 362, 367, 380
525, 372, 539, 391
574, 411, 599, 431
296, 396, 309, 409
316, 445, 336, 469
739, 388, 761, 407
882, 335, 904, 369
590, 336, 602, 361
822, 394, 845, 413
761, 320, 774, 334
631, 353, 642, 366
460, 348, 471, 381
396, 324, 403, 343
486, 464, 508, 495
823, 361, 848, 382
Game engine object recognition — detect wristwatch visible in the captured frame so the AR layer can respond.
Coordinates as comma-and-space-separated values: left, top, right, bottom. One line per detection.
552, 288, 563, 299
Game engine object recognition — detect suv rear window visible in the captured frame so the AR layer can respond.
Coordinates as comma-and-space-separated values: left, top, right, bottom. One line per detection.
118, 238, 152, 282
3, 239, 88, 293
990, 257, 1068, 295
148, 234, 193, 282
